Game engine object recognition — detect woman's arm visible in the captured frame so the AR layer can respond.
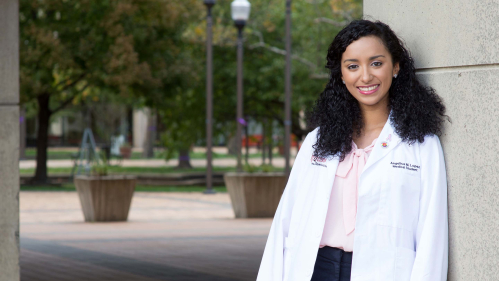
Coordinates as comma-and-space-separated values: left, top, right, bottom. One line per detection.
410, 135, 449, 280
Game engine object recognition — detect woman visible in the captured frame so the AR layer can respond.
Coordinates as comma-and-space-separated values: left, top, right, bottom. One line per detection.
257, 20, 448, 281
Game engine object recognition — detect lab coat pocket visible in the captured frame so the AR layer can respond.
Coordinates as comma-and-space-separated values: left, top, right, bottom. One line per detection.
377, 169, 420, 231
395, 247, 416, 281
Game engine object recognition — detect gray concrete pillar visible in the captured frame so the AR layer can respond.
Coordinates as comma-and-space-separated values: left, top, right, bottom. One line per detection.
364, 1, 499, 280
133, 108, 149, 149
0, 0, 20, 280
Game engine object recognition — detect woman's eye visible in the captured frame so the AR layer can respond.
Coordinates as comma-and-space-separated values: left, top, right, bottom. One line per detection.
347, 65, 358, 70
372, 61, 382, 67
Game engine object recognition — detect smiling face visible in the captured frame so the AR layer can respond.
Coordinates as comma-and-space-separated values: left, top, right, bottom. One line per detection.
341, 36, 399, 111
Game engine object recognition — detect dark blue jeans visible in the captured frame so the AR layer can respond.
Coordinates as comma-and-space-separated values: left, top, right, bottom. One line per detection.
311, 246, 352, 281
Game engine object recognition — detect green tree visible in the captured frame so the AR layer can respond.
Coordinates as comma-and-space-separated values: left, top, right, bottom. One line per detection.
164, 0, 362, 151
20, 0, 200, 182
134, 0, 205, 167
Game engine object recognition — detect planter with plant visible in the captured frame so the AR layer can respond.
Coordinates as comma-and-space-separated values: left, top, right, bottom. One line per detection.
74, 155, 136, 222
224, 163, 287, 218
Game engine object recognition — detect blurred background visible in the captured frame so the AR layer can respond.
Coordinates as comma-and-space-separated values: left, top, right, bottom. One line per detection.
20, 0, 361, 183
17, 0, 361, 280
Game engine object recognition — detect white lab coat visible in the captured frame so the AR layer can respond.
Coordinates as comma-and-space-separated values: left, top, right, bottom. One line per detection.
257, 118, 448, 281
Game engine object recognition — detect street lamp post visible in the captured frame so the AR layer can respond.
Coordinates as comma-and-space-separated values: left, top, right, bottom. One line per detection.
204, 0, 216, 194
284, 0, 292, 176
231, 0, 251, 172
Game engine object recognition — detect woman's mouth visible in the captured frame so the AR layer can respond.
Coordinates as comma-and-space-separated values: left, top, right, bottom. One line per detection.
357, 84, 380, 95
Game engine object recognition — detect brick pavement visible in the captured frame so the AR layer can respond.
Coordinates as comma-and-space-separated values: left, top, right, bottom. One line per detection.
21, 191, 272, 281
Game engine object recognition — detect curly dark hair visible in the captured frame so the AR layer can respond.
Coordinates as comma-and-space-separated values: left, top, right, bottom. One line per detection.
308, 19, 447, 161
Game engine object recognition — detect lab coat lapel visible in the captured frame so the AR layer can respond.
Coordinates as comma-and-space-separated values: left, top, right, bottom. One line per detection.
362, 118, 401, 175
312, 154, 339, 194
326, 156, 340, 179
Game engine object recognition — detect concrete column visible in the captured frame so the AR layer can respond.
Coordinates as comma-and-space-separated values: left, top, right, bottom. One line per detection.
364, 1, 498, 280
133, 108, 149, 149
0, 0, 20, 280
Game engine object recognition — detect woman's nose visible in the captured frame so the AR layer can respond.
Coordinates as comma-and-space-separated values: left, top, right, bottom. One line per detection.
361, 68, 372, 83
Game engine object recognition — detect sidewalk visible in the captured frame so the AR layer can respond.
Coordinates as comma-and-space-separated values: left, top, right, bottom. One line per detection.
21, 191, 272, 281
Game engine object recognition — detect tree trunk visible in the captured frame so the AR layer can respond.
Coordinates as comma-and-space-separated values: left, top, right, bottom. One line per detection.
227, 135, 238, 156
261, 120, 266, 164
177, 149, 192, 169
33, 94, 52, 183
268, 123, 273, 166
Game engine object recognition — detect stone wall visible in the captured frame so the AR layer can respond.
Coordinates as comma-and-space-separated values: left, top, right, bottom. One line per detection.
0, 0, 20, 280
364, 1, 499, 279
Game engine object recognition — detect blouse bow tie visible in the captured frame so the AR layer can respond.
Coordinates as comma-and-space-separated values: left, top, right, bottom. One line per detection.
335, 141, 375, 235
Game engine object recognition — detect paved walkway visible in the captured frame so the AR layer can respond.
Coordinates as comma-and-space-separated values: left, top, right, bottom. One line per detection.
21, 191, 272, 281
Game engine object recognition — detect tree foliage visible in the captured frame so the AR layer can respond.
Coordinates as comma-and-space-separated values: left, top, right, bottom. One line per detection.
20, 0, 362, 178
158, 0, 362, 156
20, 0, 202, 181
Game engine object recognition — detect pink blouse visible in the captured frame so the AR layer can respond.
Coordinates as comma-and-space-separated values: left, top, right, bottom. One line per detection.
319, 138, 377, 252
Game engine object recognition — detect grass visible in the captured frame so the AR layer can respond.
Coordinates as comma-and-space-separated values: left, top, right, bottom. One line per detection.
21, 184, 78, 192
24, 148, 285, 160
130, 151, 245, 160
19, 166, 244, 176
25, 149, 76, 160
20, 183, 227, 193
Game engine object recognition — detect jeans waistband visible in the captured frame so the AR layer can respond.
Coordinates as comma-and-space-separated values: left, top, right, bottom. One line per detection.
318, 246, 353, 264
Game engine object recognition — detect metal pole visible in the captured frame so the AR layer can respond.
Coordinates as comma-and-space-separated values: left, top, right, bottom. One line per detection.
236, 22, 245, 172
284, 0, 292, 175
204, 2, 216, 194
245, 116, 249, 164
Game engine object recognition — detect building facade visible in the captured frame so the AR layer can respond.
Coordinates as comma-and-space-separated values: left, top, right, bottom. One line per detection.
364, 1, 499, 279
0, 0, 20, 279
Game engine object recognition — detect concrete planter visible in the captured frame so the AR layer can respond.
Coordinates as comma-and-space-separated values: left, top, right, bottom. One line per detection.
74, 175, 137, 222
224, 172, 287, 218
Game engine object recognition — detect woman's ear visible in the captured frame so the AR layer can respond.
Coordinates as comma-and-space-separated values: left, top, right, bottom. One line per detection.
393, 62, 400, 76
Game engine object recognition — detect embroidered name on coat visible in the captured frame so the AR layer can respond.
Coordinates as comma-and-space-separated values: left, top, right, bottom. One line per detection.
311, 156, 327, 168
391, 162, 420, 172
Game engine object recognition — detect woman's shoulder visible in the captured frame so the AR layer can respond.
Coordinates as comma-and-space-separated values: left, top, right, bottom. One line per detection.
419, 134, 443, 149
304, 127, 320, 145
296, 128, 320, 156
415, 134, 445, 164
399, 133, 442, 150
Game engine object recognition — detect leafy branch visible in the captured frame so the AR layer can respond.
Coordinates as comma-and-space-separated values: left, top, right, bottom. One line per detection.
50, 83, 89, 114
248, 30, 317, 70
313, 17, 350, 27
